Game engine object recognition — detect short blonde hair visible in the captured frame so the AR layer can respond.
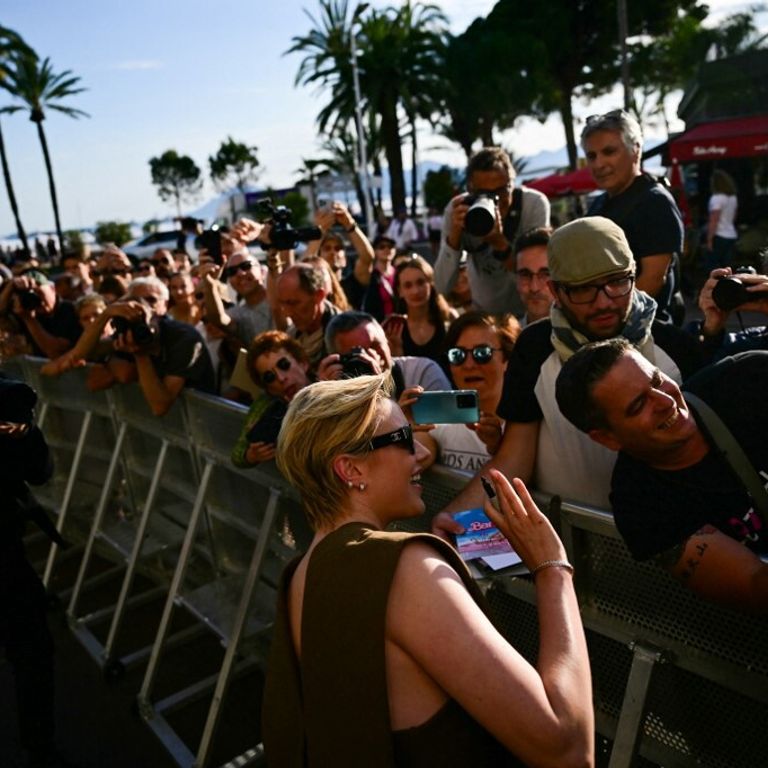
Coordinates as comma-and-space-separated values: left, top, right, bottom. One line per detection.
276, 373, 393, 531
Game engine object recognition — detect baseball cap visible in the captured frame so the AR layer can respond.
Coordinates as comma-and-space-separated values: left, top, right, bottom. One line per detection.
547, 217, 635, 285
20, 268, 52, 286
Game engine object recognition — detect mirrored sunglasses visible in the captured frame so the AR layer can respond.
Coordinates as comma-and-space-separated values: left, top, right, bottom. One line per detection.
261, 356, 292, 385
447, 344, 500, 366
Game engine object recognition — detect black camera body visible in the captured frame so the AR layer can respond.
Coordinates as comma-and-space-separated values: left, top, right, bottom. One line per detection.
111, 317, 156, 346
463, 193, 498, 238
256, 198, 322, 251
339, 347, 375, 378
712, 266, 758, 312
17, 289, 42, 311
198, 226, 222, 263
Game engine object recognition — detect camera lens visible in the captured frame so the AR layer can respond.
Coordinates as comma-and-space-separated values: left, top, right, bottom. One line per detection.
464, 195, 497, 237
456, 393, 476, 409
712, 277, 751, 313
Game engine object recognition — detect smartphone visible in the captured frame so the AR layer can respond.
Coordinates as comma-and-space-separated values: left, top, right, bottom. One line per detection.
411, 390, 479, 425
199, 227, 222, 264
382, 314, 406, 334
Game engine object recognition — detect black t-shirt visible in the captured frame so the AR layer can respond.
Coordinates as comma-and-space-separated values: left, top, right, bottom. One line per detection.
588, 175, 683, 323
25, 298, 81, 355
611, 351, 768, 561
152, 316, 215, 393
497, 318, 703, 424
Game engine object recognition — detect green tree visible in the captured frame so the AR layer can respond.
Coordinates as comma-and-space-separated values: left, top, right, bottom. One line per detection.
0, 26, 34, 257
95, 220, 132, 247
287, 0, 448, 213
142, 218, 161, 234
1, 53, 88, 252
63, 228, 86, 256
209, 136, 260, 220
423, 165, 460, 210
149, 150, 202, 217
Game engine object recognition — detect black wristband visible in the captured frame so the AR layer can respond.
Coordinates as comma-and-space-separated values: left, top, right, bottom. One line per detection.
346, 224, 357, 233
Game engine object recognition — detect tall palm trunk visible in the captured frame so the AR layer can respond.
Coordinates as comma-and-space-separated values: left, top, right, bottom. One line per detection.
33, 117, 63, 256
409, 112, 418, 219
380, 96, 405, 213
0, 117, 30, 256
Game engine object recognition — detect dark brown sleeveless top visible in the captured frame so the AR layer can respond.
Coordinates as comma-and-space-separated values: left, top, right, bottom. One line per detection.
262, 523, 524, 767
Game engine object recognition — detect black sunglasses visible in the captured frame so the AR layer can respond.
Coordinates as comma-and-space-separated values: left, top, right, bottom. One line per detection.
447, 344, 500, 366
261, 356, 292, 385
223, 261, 254, 279
369, 424, 414, 454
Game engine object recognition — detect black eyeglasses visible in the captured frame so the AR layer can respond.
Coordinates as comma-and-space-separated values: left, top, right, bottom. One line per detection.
261, 356, 292, 385
469, 183, 511, 197
369, 424, 414, 454
447, 344, 500, 366
134, 265, 153, 274
223, 261, 254, 279
557, 274, 635, 305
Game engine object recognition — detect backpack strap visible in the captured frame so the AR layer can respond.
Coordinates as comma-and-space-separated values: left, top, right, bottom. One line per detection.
684, 391, 768, 524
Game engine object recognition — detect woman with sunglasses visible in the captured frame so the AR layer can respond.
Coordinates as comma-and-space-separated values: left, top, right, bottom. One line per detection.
412, 312, 520, 473
263, 373, 593, 767
387, 255, 456, 364
231, 330, 312, 467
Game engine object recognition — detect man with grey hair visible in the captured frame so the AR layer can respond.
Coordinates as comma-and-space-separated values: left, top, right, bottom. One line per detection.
316, 310, 450, 397
45, 276, 214, 414
582, 109, 684, 324
435, 146, 550, 316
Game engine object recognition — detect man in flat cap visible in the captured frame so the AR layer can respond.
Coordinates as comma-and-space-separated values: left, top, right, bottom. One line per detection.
434, 217, 703, 531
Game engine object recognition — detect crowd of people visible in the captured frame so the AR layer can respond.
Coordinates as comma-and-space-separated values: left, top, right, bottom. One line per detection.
1, 108, 766, 765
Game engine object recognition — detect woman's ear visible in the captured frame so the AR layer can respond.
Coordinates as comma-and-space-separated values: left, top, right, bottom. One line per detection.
332, 453, 364, 486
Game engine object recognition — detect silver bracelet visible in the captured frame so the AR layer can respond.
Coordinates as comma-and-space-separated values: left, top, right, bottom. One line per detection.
531, 559, 574, 577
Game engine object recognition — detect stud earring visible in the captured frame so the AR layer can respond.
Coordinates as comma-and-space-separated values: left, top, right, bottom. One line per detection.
358, 483, 366, 491
346, 480, 353, 489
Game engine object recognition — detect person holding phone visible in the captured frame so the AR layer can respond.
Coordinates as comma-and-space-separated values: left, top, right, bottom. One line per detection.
231, 330, 312, 467
410, 312, 520, 474
387, 254, 456, 364
262, 373, 593, 767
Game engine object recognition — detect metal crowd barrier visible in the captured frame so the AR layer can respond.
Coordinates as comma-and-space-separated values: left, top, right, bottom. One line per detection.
2, 355, 766, 768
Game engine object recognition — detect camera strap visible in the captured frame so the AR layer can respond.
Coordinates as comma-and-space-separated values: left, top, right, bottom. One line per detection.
683, 392, 768, 525
502, 188, 524, 244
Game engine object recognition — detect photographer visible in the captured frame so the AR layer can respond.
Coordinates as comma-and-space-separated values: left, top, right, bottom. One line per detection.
0, 270, 81, 358
44, 277, 214, 415
0, 377, 59, 766
435, 146, 550, 316
692, 266, 768, 361
316, 310, 450, 397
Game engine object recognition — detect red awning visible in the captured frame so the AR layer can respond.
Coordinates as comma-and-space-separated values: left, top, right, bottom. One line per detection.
525, 167, 598, 198
668, 115, 768, 163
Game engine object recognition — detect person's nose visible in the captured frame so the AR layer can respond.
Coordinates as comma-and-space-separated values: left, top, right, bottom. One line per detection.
649, 387, 676, 410
414, 439, 431, 464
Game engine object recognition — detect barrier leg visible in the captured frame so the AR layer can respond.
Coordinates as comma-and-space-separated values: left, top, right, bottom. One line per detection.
608, 642, 665, 768
194, 487, 281, 768
42, 410, 93, 588
102, 438, 169, 666
67, 421, 127, 620
138, 460, 214, 708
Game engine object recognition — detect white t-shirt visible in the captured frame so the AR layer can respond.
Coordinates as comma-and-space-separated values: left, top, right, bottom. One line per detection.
385, 217, 419, 250
431, 422, 491, 475
709, 193, 738, 239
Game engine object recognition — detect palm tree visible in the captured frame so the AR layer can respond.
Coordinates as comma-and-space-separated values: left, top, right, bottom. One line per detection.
0, 26, 35, 257
287, 0, 447, 214
2, 54, 88, 254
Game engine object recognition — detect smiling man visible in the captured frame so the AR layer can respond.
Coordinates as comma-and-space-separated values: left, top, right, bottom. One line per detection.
433, 218, 702, 529
556, 340, 768, 613
582, 110, 684, 324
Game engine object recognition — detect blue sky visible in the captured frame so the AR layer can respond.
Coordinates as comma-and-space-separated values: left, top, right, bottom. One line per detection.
0, 0, 761, 238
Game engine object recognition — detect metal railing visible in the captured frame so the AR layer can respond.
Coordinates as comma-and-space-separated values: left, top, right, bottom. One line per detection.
4, 355, 767, 768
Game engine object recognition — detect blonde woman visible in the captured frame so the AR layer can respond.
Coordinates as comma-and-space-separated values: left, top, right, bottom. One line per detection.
263, 373, 593, 768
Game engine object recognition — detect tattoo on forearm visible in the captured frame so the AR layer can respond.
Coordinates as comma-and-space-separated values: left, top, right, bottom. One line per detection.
678, 526, 716, 582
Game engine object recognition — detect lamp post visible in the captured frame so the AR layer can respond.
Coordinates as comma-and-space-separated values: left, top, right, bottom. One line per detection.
350, 3, 374, 236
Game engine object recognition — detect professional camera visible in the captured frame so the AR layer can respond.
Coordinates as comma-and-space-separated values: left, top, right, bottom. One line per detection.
463, 193, 498, 238
111, 316, 156, 346
255, 198, 322, 251
339, 346, 375, 378
712, 266, 758, 312
16, 289, 42, 311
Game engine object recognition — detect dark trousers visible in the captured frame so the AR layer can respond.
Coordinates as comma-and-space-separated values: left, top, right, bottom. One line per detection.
0, 543, 55, 756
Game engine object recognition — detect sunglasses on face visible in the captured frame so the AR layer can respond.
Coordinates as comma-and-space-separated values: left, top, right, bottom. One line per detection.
368, 424, 414, 454
447, 344, 500, 366
223, 261, 254, 279
134, 265, 153, 274
137, 295, 161, 307
557, 274, 635, 305
260, 356, 292, 385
